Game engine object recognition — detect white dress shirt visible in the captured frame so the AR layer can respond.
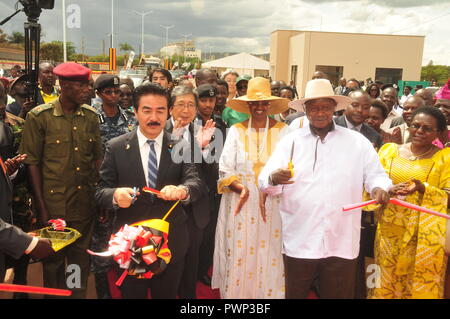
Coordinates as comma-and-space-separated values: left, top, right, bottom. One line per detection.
137, 127, 164, 187
258, 125, 392, 260
344, 116, 362, 132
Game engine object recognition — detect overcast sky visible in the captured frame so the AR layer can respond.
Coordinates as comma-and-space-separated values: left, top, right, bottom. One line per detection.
0, 0, 449, 65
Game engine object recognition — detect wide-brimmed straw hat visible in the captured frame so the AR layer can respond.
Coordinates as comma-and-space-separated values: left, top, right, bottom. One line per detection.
289, 79, 352, 112
227, 77, 289, 115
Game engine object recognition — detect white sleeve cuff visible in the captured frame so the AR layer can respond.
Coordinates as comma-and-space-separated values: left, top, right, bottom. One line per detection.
24, 236, 39, 255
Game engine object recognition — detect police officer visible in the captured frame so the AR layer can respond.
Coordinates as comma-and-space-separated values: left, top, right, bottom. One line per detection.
19, 62, 103, 298
90, 73, 137, 299
93, 74, 137, 152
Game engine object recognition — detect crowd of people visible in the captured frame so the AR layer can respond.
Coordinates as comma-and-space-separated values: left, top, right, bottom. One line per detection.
0, 61, 449, 299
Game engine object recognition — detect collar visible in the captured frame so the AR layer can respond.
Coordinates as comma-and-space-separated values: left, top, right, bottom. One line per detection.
297, 121, 336, 138
40, 86, 58, 96
137, 126, 164, 149
344, 115, 362, 131
95, 103, 126, 122
52, 98, 85, 117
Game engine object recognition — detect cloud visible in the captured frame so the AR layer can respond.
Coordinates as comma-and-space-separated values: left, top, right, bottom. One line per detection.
0, 0, 448, 65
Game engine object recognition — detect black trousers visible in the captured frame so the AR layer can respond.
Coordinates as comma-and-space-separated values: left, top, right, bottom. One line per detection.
197, 194, 220, 279
120, 260, 185, 299
283, 255, 358, 299
43, 217, 94, 299
178, 216, 204, 299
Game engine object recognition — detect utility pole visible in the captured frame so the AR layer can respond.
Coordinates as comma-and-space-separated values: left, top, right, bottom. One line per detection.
81, 37, 85, 62
133, 10, 152, 57
179, 33, 192, 56
62, 0, 67, 62
111, 0, 114, 48
160, 25, 174, 48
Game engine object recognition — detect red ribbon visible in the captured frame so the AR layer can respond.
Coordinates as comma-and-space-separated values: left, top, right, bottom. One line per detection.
0, 284, 72, 297
343, 198, 450, 220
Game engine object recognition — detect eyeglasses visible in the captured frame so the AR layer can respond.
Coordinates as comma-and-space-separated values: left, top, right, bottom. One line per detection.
102, 89, 121, 96
173, 103, 196, 109
409, 123, 437, 133
248, 101, 270, 107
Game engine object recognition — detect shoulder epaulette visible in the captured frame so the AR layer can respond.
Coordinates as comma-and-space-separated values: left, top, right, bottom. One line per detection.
30, 104, 54, 116
81, 104, 98, 113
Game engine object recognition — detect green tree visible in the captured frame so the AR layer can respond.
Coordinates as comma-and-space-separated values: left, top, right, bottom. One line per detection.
0, 29, 7, 43
119, 42, 134, 52
40, 41, 76, 62
421, 61, 450, 85
8, 31, 25, 45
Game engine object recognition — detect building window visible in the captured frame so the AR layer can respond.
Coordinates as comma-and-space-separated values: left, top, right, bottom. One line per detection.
375, 68, 403, 85
315, 65, 343, 87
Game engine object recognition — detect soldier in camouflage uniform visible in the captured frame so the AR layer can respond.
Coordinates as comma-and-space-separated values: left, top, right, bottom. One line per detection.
19, 63, 102, 298
90, 74, 136, 299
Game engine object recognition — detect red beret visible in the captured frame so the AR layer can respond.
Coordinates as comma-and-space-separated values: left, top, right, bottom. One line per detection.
53, 62, 91, 82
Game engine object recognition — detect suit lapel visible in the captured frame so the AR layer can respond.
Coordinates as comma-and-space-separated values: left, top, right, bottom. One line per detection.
126, 130, 147, 188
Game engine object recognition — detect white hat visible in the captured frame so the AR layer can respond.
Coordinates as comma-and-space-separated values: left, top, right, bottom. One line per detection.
289, 79, 352, 112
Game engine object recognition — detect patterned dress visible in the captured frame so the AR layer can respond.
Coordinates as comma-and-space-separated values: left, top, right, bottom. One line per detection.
212, 121, 290, 299
369, 143, 450, 299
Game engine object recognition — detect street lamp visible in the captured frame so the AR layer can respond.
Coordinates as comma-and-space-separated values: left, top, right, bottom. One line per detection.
133, 10, 152, 57
160, 25, 174, 47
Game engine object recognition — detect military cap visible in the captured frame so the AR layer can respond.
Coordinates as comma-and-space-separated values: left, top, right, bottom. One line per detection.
196, 84, 217, 98
53, 62, 91, 81
94, 74, 120, 91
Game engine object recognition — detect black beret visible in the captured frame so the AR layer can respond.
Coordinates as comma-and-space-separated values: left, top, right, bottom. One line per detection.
94, 74, 120, 90
196, 84, 217, 98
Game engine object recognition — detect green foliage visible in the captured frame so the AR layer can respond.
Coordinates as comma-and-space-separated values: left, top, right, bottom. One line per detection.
8, 31, 24, 45
40, 41, 76, 62
87, 55, 110, 62
0, 29, 8, 43
421, 61, 449, 85
119, 43, 134, 52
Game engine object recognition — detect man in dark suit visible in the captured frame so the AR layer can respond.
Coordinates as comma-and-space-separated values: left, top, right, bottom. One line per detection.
1, 155, 54, 281
193, 84, 228, 286
334, 90, 383, 149
164, 85, 214, 298
95, 83, 203, 299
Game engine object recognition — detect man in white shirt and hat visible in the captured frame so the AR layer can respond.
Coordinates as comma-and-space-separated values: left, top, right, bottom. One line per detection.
258, 79, 392, 299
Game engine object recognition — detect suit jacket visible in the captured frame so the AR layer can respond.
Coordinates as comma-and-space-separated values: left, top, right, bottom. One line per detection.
334, 115, 383, 149
164, 119, 212, 230
95, 130, 203, 263
0, 158, 13, 223
390, 116, 405, 128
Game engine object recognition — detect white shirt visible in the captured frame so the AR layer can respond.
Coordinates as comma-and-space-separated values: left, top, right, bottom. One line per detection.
344, 116, 362, 132
258, 125, 392, 260
289, 115, 309, 130
399, 94, 412, 107
137, 127, 163, 186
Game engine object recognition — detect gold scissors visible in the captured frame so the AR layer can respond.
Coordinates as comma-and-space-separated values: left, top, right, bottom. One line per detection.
288, 141, 295, 178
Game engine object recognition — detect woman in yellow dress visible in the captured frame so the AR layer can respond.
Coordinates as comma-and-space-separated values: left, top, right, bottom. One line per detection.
211, 77, 290, 298
369, 106, 450, 299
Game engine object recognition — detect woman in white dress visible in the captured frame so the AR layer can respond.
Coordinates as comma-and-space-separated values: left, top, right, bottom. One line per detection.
212, 77, 291, 298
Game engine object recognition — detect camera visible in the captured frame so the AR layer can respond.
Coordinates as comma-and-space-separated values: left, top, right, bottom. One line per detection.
19, 0, 55, 21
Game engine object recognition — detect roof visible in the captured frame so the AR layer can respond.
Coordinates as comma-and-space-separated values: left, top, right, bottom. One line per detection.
271, 30, 425, 38
202, 52, 269, 70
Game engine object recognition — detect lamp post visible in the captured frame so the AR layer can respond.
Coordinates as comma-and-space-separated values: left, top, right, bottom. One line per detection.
134, 10, 152, 57
62, 0, 67, 62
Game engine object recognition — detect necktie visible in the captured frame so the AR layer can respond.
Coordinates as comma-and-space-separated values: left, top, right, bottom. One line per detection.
147, 140, 158, 188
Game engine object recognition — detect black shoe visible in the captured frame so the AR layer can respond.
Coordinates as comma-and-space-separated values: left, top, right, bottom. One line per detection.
199, 274, 212, 286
